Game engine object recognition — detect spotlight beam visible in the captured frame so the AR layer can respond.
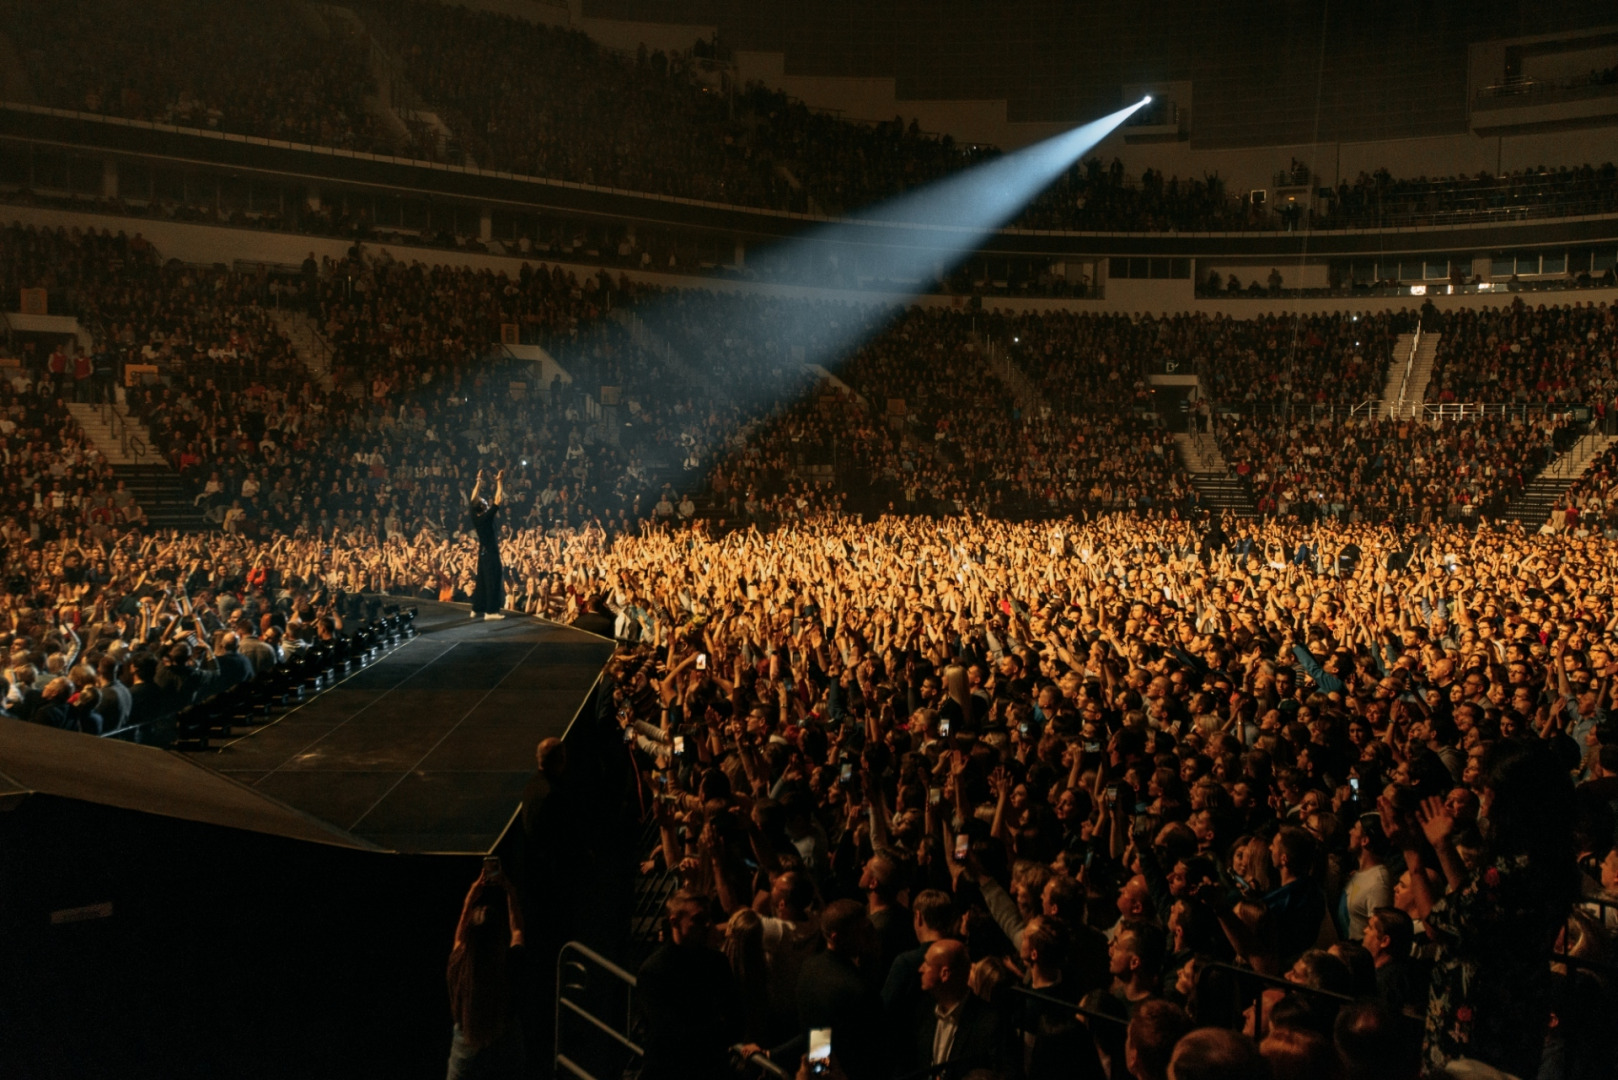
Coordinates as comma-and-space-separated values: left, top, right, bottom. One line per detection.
553, 98, 1154, 470
807, 95, 1156, 262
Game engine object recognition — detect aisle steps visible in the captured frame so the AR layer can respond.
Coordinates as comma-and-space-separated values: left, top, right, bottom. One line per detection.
1174, 432, 1257, 517
1507, 432, 1617, 527
67, 402, 156, 467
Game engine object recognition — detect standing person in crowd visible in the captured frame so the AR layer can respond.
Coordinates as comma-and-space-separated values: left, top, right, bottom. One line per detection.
913, 938, 1009, 1077
1384, 741, 1577, 1077
637, 891, 741, 1080
445, 863, 527, 1080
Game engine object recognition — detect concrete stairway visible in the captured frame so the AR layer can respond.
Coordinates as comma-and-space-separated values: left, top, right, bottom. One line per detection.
114, 465, 208, 532
270, 310, 339, 390
610, 310, 703, 385
1506, 432, 1617, 527
1379, 331, 1440, 418
67, 402, 157, 467
979, 337, 1043, 417
1174, 431, 1257, 516
67, 402, 207, 530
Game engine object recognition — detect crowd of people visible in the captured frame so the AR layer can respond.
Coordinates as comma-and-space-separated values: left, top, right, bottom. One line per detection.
1221, 412, 1576, 524
11, 221, 1618, 1079
1549, 441, 1618, 537
7, 0, 385, 151
1425, 301, 1618, 406
15, 223, 1618, 544
1314, 165, 1618, 229
10, 0, 1618, 235
594, 511, 1614, 1080
7, 477, 1618, 1078
9, 6, 1618, 1074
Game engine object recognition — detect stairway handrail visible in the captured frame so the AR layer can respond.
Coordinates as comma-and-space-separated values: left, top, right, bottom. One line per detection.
1394, 326, 1422, 413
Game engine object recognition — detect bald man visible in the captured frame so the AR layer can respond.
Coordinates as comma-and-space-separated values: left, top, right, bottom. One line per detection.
912, 939, 1009, 1076
214, 632, 255, 688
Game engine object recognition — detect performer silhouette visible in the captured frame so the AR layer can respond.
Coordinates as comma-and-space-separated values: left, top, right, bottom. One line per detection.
468, 468, 506, 620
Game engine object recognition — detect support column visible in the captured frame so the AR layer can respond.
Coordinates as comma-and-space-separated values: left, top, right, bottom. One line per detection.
480, 207, 494, 243
101, 159, 119, 199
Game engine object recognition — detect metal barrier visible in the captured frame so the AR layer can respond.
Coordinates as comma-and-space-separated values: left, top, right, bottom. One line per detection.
1206, 961, 1354, 1035
1385, 401, 1586, 423
553, 940, 642, 1080
1394, 325, 1421, 414
1005, 983, 1129, 1030
97, 399, 147, 461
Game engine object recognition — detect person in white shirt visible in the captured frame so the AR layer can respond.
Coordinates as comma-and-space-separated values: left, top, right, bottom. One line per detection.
1342, 813, 1395, 940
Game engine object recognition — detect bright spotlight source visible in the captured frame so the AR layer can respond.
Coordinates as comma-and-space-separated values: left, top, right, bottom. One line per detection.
1143, 95, 1154, 104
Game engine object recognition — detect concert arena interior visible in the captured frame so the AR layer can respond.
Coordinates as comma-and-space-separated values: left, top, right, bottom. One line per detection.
5, 2, 1618, 1078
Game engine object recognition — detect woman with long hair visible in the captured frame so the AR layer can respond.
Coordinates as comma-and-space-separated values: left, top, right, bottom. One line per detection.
721, 908, 775, 1044
445, 864, 526, 1079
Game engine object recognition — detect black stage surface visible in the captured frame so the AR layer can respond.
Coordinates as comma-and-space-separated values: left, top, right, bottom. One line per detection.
202, 600, 615, 854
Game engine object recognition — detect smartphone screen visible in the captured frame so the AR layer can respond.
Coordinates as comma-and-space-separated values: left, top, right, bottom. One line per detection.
696, 653, 707, 670
482, 855, 502, 878
808, 1027, 832, 1071
954, 834, 970, 861
623, 726, 635, 744
1018, 721, 1030, 737
1349, 776, 1361, 794
938, 717, 951, 737
928, 786, 942, 806
673, 735, 686, 755
839, 763, 853, 785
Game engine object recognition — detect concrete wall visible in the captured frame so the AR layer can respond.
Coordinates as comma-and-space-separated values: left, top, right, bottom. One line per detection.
734, 51, 1033, 149
396, 2, 1618, 193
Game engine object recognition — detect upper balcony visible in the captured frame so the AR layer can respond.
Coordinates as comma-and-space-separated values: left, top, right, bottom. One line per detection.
4, 102, 1618, 264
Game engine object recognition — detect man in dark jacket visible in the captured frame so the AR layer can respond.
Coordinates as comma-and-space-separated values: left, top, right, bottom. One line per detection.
913, 939, 1009, 1077
636, 891, 741, 1080
775, 899, 885, 1079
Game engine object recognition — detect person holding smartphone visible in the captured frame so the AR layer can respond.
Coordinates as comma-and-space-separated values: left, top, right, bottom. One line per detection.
445, 860, 526, 1080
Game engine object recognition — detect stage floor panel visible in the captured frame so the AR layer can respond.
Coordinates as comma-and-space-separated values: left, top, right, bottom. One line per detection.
202, 602, 613, 853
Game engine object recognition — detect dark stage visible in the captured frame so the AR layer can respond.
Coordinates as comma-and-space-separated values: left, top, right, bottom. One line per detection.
206, 601, 616, 853
0, 602, 631, 1080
